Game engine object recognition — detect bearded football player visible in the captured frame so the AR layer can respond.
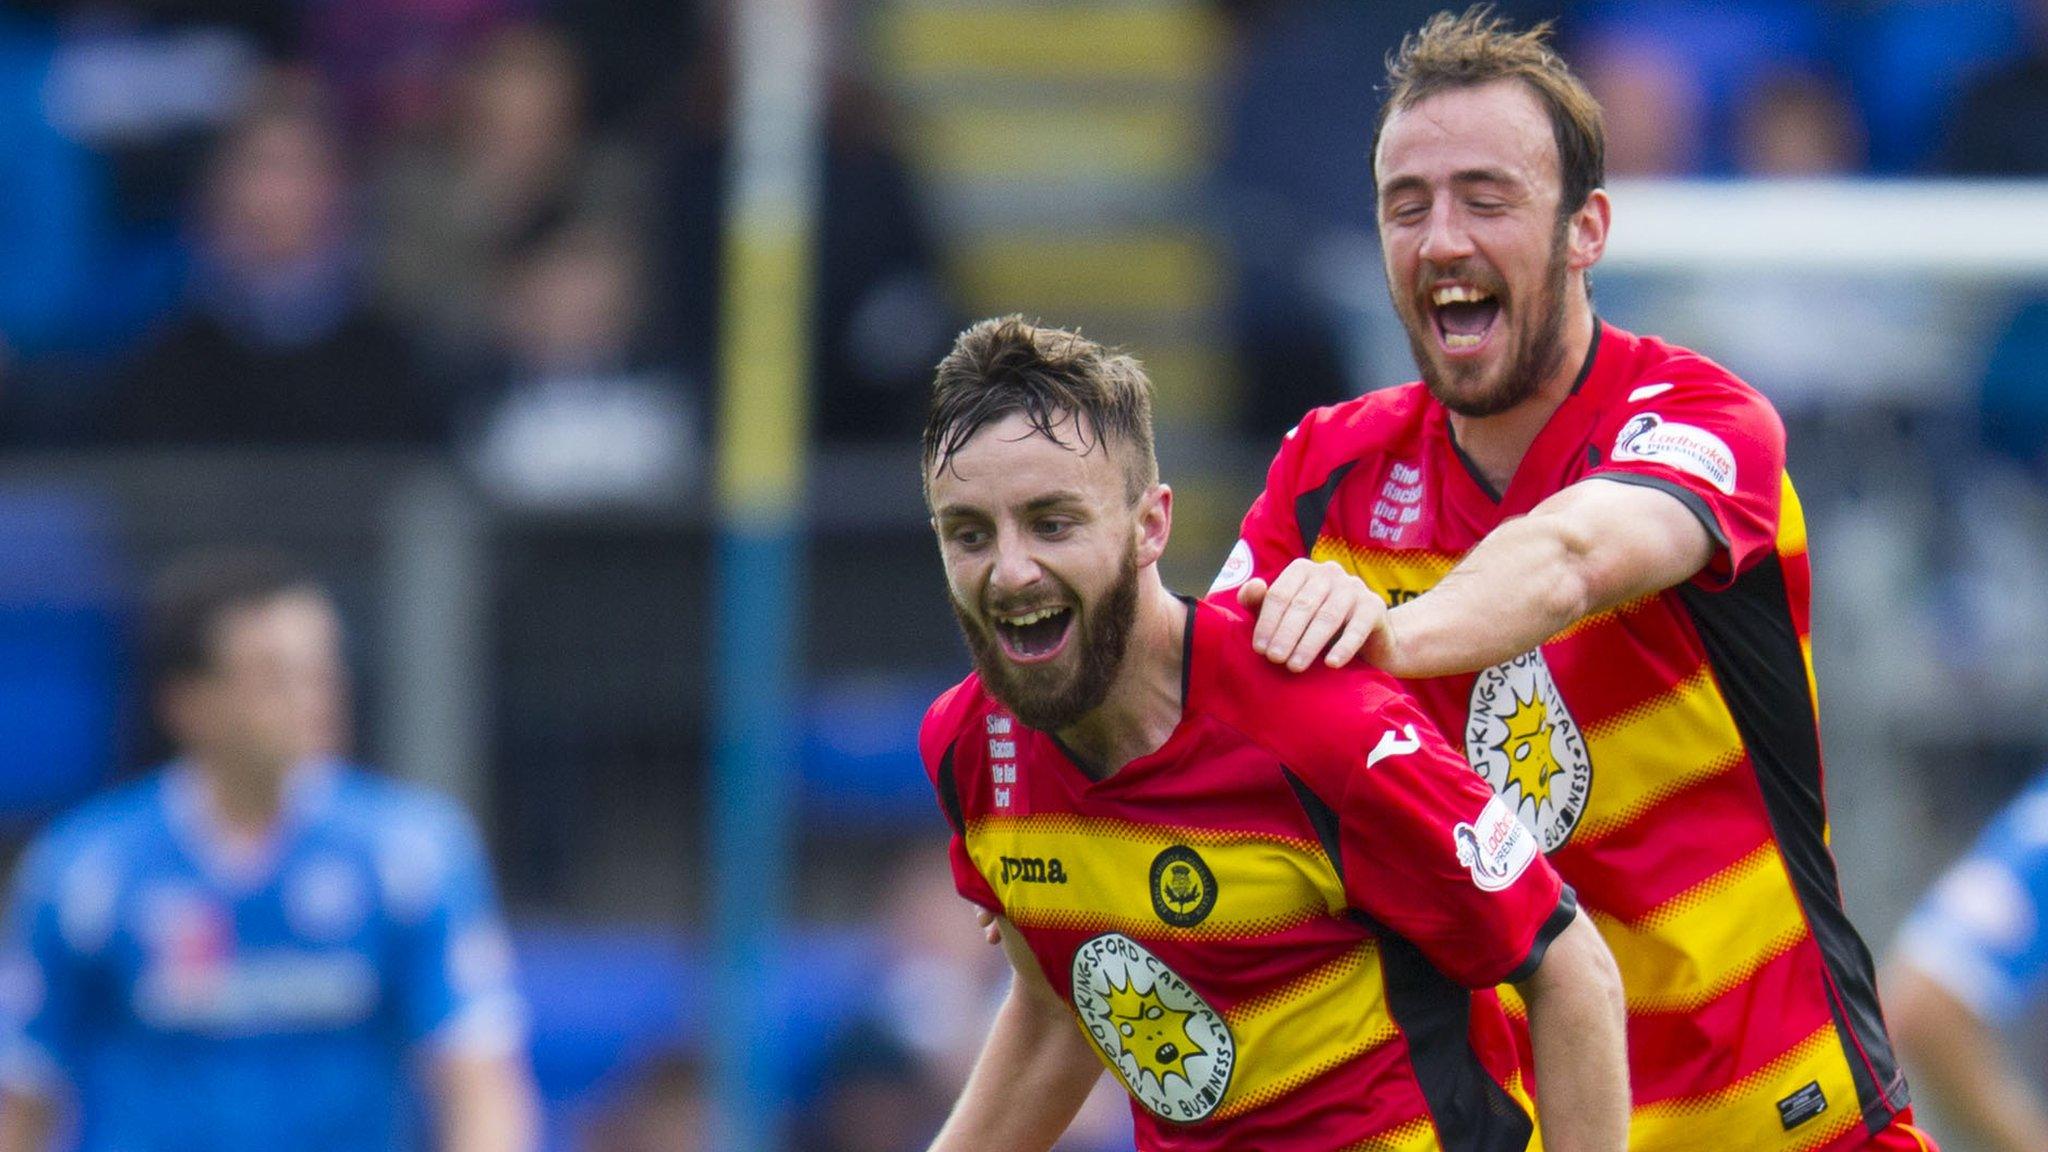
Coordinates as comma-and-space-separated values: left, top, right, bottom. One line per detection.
915, 315, 1627, 1152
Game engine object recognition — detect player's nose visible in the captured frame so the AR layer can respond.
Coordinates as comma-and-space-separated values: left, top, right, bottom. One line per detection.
1418, 199, 1475, 265
988, 528, 1045, 593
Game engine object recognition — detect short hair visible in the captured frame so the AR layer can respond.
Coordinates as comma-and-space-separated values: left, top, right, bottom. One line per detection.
923, 316, 1158, 503
1374, 5, 1606, 218
143, 549, 324, 689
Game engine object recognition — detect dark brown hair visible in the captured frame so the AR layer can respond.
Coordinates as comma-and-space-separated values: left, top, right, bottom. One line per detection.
144, 549, 322, 690
1374, 5, 1606, 217
923, 316, 1157, 503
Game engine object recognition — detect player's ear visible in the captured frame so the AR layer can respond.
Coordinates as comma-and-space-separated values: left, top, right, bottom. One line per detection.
1567, 187, 1610, 272
1135, 483, 1172, 568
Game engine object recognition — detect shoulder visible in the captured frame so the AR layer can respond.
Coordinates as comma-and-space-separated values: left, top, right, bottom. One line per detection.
918, 673, 994, 781
1193, 602, 1415, 785
327, 766, 478, 842
21, 777, 168, 886
1604, 328, 1781, 430
1272, 384, 1434, 485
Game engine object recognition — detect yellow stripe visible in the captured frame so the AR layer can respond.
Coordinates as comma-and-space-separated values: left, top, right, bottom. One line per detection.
952, 233, 1223, 314
1589, 842, 1810, 1014
1215, 943, 1399, 1119
1630, 1024, 1862, 1150
1574, 666, 1747, 844
909, 106, 1208, 180
1309, 540, 1459, 598
1779, 474, 1808, 556
879, 7, 1224, 83
966, 815, 1344, 940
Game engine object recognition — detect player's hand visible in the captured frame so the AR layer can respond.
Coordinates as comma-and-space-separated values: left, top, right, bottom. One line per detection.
974, 905, 1001, 945
1240, 558, 1388, 671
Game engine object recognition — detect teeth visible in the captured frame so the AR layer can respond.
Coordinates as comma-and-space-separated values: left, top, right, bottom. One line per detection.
1431, 285, 1494, 306
1445, 333, 1482, 349
1000, 607, 1065, 626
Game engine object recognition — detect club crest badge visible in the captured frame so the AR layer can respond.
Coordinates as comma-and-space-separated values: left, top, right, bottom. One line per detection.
1466, 648, 1593, 852
1149, 846, 1217, 928
1071, 933, 1236, 1122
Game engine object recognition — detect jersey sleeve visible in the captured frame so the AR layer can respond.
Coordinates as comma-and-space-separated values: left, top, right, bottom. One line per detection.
1335, 693, 1572, 988
1892, 775, 2048, 1024
1585, 372, 1785, 590
920, 691, 1002, 913
382, 799, 528, 1057
0, 836, 91, 1098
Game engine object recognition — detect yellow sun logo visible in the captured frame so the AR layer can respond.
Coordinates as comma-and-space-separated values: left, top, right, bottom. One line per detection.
1104, 976, 1206, 1087
1494, 690, 1563, 808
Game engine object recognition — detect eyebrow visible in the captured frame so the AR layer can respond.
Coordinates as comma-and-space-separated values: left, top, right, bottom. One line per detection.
933, 491, 1091, 521
1379, 167, 1524, 198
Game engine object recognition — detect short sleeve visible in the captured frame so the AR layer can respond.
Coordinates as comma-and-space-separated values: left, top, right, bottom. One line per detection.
923, 733, 1002, 913
1209, 417, 1315, 598
0, 836, 96, 1098
1337, 695, 1571, 988
382, 801, 527, 1056
1586, 373, 1785, 590
1893, 776, 2048, 1025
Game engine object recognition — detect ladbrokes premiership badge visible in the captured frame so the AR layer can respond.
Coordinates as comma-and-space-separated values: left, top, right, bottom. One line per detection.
1466, 648, 1592, 851
1071, 933, 1235, 1122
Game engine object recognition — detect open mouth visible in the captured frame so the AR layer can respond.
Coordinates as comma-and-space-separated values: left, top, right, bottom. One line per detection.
1430, 284, 1501, 355
994, 605, 1074, 663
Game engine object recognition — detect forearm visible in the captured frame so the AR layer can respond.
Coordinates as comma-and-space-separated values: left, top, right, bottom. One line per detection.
434, 1051, 540, 1152
1888, 966, 2048, 1152
1382, 512, 1596, 678
1517, 915, 1629, 1152
930, 982, 1103, 1152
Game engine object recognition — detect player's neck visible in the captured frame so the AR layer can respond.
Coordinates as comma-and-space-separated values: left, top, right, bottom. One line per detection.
1056, 580, 1187, 779
1443, 297, 1596, 495
190, 752, 294, 837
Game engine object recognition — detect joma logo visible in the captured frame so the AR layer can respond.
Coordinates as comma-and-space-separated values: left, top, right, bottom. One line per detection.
1000, 856, 1068, 884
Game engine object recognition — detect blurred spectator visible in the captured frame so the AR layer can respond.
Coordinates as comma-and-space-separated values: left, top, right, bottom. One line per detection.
464, 221, 700, 510
109, 80, 443, 447
1733, 69, 1866, 176
1940, 0, 2048, 174
1576, 31, 1706, 176
0, 549, 538, 1152
372, 21, 649, 368
659, 22, 959, 444
579, 1048, 708, 1152
794, 1023, 941, 1152
1887, 767, 2048, 1152
297, 0, 521, 139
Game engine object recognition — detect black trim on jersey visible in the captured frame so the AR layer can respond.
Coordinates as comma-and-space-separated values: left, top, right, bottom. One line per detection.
1446, 428, 1502, 503
1355, 913, 1535, 1152
1586, 472, 1730, 554
936, 742, 967, 836
1567, 316, 1603, 396
1282, 767, 1345, 889
1677, 556, 1910, 1134
1174, 593, 1198, 705
1502, 885, 1579, 985
1294, 460, 1357, 554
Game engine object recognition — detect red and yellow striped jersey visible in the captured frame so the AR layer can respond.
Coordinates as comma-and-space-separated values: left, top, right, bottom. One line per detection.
1218, 320, 1911, 1150
920, 598, 1574, 1151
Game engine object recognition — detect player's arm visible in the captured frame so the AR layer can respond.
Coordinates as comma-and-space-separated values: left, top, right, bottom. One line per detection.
1511, 908, 1629, 1152
429, 1047, 540, 1152
1248, 477, 1712, 677
1884, 963, 2046, 1152
929, 915, 1103, 1152
0, 1091, 56, 1152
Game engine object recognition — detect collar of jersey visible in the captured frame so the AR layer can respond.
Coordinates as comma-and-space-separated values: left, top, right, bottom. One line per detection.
161, 757, 343, 892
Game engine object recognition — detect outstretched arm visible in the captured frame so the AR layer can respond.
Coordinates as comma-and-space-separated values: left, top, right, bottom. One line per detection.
929, 916, 1105, 1152
1885, 962, 2048, 1152
1514, 910, 1629, 1152
1248, 478, 1712, 677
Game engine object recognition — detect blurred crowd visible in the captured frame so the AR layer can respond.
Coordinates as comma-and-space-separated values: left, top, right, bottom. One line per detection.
2, 0, 2048, 1148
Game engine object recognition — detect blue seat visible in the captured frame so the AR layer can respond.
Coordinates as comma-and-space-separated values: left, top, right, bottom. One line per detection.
0, 486, 124, 821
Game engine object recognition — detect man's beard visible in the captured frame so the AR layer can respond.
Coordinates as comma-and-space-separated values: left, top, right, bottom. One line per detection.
1397, 220, 1572, 418
952, 546, 1141, 734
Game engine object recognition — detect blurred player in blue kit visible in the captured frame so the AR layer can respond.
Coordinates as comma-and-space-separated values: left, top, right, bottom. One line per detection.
0, 551, 538, 1152
1888, 772, 2048, 1152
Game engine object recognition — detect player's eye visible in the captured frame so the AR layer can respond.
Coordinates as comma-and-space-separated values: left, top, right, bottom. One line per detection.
949, 526, 989, 549
1387, 202, 1428, 224
1034, 518, 1074, 539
